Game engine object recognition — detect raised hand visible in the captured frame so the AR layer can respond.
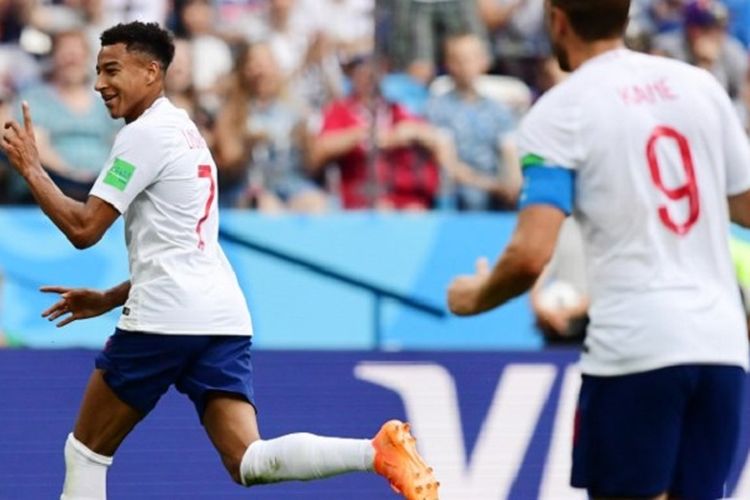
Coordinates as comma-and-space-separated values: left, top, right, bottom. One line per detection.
1, 101, 41, 177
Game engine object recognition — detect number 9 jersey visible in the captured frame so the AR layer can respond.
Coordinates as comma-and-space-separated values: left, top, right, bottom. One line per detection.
517, 49, 750, 376
90, 97, 253, 337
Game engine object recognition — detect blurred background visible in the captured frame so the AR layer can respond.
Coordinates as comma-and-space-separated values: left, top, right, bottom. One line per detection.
2, 0, 750, 498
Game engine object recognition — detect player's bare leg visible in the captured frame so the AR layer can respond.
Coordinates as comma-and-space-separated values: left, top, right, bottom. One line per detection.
62, 369, 143, 500
202, 393, 260, 484
202, 393, 439, 499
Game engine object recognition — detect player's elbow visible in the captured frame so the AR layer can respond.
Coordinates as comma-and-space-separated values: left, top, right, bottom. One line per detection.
68, 227, 103, 250
517, 255, 547, 282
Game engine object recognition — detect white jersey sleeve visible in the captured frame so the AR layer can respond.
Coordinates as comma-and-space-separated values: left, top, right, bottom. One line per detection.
517, 88, 585, 171
707, 77, 750, 196
90, 125, 163, 213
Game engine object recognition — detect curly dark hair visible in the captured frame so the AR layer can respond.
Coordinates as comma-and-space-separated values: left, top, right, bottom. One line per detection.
100, 21, 175, 70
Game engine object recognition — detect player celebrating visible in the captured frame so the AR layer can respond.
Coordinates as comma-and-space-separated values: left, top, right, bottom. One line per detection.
448, 0, 750, 498
1, 22, 438, 500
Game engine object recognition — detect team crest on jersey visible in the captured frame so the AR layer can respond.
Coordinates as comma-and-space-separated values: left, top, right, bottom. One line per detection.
104, 158, 136, 191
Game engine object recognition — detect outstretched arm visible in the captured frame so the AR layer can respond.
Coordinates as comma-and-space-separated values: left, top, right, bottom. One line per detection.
447, 205, 566, 315
1, 102, 119, 249
41, 280, 131, 327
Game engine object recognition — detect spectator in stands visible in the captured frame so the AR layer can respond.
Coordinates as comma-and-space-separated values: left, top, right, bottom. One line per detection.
390, 0, 487, 84
309, 55, 445, 210
213, 0, 267, 39
425, 33, 521, 211
477, 0, 549, 93
165, 38, 214, 146
244, 0, 313, 78
14, 30, 119, 201
641, 0, 688, 34
0, 1, 39, 93
652, 0, 747, 102
173, 0, 233, 114
289, 30, 345, 119
28, 0, 107, 64
165, 38, 196, 117
302, 0, 374, 59
244, 0, 344, 116
100, 0, 169, 27
0, 0, 30, 44
213, 42, 327, 213
31, 0, 170, 37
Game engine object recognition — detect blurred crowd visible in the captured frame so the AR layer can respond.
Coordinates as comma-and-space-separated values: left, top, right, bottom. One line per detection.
0, 0, 747, 213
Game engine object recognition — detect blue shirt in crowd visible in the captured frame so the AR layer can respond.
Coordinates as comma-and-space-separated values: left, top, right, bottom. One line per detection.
18, 84, 120, 175
425, 89, 516, 210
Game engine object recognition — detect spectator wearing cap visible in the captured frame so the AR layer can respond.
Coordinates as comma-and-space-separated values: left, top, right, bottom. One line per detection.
652, 0, 748, 101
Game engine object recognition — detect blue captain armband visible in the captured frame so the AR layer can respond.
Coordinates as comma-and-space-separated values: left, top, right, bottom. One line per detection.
518, 165, 576, 215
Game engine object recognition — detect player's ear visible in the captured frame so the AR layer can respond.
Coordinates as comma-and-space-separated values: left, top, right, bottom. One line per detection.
547, 4, 567, 40
145, 60, 160, 86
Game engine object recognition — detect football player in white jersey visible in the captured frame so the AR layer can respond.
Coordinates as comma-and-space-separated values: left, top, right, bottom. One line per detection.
447, 0, 750, 498
1, 22, 438, 500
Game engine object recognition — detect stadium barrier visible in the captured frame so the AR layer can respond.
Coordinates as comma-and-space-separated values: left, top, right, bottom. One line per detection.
2, 349, 750, 499
0, 209, 539, 350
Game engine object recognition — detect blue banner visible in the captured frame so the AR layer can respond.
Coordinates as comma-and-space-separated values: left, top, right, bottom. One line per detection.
0, 209, 541, 350
2, 349, 749, 499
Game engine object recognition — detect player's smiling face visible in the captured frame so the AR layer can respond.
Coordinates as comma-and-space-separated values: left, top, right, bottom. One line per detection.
95, 43, 159, 123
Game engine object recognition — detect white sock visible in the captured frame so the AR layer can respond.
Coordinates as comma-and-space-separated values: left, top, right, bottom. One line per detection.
239, 433, 375, 486
60, 433, 113, 500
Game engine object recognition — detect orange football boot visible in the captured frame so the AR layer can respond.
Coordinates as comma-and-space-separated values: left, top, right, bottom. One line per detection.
372, 420, 439, 500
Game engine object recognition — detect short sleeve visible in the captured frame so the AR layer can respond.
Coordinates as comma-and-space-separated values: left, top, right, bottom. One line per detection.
516, 87, 581, 214
89, 125, 163, 213
517, 88, 583, 172
709, 78, 750, 195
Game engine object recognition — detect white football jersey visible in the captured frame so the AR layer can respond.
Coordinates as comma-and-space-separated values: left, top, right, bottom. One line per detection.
518, 49, 750, 375
90, 97, 253, 336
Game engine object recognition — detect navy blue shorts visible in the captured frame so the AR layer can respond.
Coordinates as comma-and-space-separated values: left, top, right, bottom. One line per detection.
571, 364, 746, 499
95, 328, 255, 420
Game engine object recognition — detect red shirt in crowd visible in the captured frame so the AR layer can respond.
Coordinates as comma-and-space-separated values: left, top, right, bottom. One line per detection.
319, 97, 440, 209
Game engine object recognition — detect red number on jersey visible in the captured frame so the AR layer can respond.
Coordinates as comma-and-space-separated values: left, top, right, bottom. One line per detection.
646, 126, 700, 235
196, 164, 216, 250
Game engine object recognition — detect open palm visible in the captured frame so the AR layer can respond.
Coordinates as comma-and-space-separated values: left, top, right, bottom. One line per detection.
40, 286, 114, 327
